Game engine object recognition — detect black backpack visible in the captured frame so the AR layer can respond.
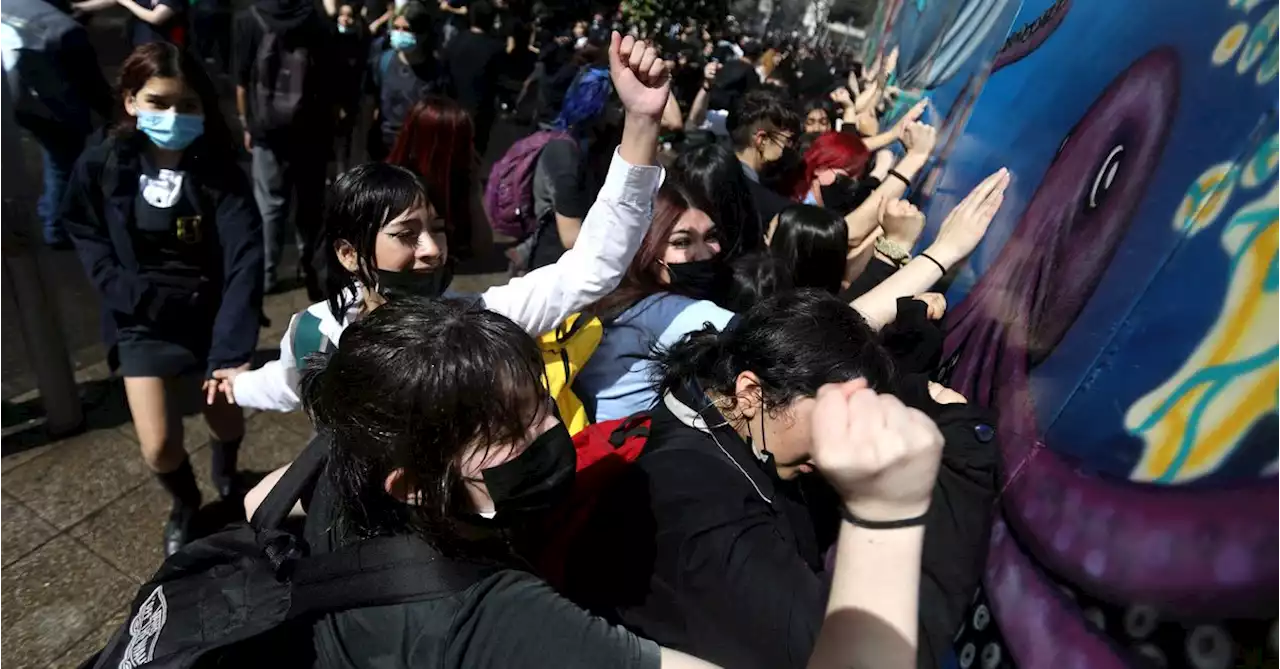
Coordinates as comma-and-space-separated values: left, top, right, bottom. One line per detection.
247, 7, 311, 135
81, 437, 497, 669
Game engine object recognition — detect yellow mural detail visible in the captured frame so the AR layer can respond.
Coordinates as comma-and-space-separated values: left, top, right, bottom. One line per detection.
1213, 21, 1254, 64
1174, 162, 1239, 236
1215, 22, 1250, 65
1127, 181, 1279, 483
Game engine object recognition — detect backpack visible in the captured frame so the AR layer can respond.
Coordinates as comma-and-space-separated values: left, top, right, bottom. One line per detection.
534, 413, 652, 588
248, 7, 311, 135
483, 129, 573, 239
81, 437, 496, 669
537, 312, 602, 436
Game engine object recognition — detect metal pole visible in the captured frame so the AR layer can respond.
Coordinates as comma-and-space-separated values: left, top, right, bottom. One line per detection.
2, 68, 84, 436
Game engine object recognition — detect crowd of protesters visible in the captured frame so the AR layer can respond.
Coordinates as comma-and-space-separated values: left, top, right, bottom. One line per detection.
2, 0, 1011, 666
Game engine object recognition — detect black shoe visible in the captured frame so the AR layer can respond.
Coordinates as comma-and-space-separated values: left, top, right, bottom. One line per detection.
212, 471, 243, 501
163, 505, 197, 557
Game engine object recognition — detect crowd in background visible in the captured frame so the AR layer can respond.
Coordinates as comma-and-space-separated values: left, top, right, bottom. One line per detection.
2, 0, 1013, 666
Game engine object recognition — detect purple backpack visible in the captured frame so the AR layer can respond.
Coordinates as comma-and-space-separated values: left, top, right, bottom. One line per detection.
484, 130, 573, 239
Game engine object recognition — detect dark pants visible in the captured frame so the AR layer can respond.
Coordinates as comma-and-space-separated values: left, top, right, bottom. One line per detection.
251, 142, 327, 299
37, 135, 86, 246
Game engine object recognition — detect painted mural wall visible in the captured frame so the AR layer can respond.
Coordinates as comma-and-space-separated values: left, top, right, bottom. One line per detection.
864, 1, 1279, 667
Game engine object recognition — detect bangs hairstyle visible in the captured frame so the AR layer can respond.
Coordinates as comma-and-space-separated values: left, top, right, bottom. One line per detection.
387, 97, 474, 258
300, 296, 547, 556
671, 143, 762, 260
655, 289, 896, 414
323, 163, 430, 319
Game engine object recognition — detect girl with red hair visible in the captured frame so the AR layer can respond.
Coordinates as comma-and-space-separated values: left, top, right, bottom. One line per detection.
792, 131, 872, 207
387, 96, 493, 261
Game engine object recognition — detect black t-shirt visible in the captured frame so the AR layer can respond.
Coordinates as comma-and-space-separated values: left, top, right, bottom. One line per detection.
132, 163, 218, 285
130, 0, 184, 47
708, 58, 758, 111
444, 30, 505, 116
372, 47, 445, 143
530, 138, 590, 269
301, 463, 662, 669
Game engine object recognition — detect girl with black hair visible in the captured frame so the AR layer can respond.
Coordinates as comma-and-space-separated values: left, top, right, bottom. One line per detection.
669, 143, 763, 260
216, 33, 667, 413
766, 204, 848, 294
61, 42, 263, 555
243, 295, 954, 668
564, 289, 1000, 669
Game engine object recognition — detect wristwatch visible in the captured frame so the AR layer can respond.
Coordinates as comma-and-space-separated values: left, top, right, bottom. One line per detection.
874, 236, 911, 266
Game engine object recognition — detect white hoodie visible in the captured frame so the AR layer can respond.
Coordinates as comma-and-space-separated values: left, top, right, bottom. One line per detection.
231, 149, 663, 412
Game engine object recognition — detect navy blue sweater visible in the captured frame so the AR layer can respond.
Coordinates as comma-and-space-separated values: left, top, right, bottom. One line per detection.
61, 132, 263, 375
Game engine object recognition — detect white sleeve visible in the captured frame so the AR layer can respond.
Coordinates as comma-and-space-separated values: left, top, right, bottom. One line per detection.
231, 313, 303, 412
479, 148, 663, 336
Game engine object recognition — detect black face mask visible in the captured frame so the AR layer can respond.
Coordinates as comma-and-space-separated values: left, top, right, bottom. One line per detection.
758, 145, 804, 192
819, 174, 867, 215
376, 264, 454, 301
666, 257, 730, 302
479, 423, 576, 524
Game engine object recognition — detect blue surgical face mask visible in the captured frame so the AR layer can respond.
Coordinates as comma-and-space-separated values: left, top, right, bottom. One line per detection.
389, 29, 417, 51
337, 23, 351, 34
135, 110, 204, 151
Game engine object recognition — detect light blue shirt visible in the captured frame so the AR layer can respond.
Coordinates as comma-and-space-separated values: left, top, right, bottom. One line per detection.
576, 293, 735, 422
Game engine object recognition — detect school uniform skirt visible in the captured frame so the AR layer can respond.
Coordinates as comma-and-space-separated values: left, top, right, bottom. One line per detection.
112, 296, 218, 378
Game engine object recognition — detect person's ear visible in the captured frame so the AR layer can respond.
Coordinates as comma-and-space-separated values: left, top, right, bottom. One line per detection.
734, 371, 763, 421
335, 239, 361, 274
383, 468, 421, 504
753, 129, 769, 153
123, 92, 139, 117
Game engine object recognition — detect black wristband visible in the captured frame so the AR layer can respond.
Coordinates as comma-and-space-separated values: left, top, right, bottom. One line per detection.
839, 504, 929, 529
887, 169, 912, 188
918, 252, 947, 275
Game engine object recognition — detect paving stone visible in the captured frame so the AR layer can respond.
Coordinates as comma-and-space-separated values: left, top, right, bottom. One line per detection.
0, 536, 135, 669
1, 493, 58, 567
51, 606, 127, 669
68, 457, 217, 583
2, 428, 150, 530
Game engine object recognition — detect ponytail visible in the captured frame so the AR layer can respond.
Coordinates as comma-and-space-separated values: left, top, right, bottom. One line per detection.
652, 289, 897, 411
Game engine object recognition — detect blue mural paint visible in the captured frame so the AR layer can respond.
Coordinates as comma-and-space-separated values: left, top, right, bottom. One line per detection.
864, 0, 1280, 665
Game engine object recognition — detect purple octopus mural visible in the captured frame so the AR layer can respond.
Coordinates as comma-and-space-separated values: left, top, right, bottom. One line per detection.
865, 0, 1279, 667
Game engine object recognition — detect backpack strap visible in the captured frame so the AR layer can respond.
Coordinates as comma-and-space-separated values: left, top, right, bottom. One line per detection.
250, 433, 329, 530
286, 535, 500, 618
608, 413, 651, 448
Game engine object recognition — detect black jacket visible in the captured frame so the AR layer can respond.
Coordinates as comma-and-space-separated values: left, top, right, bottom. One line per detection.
566, 375, 999, 669
60, 132, 263, 375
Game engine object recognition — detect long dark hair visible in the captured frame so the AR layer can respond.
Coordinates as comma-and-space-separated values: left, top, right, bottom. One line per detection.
769, 204, 848, 295
322, 163, 431, 319
113, 42, 234, 165
670, 143, 763, 260
656, 289, 895, 414
300, 296, 547, 557
386, 97, 475, 258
